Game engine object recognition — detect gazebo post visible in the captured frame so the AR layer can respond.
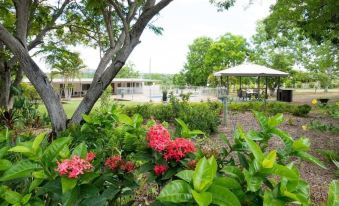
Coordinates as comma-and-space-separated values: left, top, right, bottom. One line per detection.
226, 76, 229, 95
258, 76, 260, 97
265, 76, 268, 99
240, 76, 242, 90
277, 77, 281, 100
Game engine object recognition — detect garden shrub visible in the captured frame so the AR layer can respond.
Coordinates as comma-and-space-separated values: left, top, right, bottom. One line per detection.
228, 101, 296, 115
0, 111, 328, 205
292, 104, 312, 117
120, 100, 223, 134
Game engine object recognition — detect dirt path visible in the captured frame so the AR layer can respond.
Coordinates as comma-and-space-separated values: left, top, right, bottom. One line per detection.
214, 111, 339, 205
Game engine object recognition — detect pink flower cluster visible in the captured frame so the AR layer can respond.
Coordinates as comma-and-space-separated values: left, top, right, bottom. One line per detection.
56, 152, 95, 179
154, 164, 168, 176
146, 125, 196, 162
146, 124, 171, 152
105, 155, 136, 173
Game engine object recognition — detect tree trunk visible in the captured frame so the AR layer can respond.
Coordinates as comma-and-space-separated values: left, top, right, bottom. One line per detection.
0, 60, 10, 110
0, 24, 67, 135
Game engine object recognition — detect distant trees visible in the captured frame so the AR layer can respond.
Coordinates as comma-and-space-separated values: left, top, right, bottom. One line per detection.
180, 33, 248, 86
116, 62, 140, 78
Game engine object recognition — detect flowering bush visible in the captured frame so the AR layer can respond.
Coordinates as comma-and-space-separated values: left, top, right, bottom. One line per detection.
154, 164, 168, 176
105, 155, 136, 173
163, 138, 196, 161
56, 154, 94, 178
146, 124, 171, 152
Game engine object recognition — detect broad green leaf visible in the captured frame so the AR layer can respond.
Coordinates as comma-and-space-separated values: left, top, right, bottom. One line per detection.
243, 135, 264, 162
0, 146, 9, 159
32, 170, 48, 179
42, 136, 72, 163
133, 114, 143, 127
213, 176, 241, 190
176, 118, 189, 132
270, 164, 299, 180
176, 170, 194, 183
29, 179, 44, 192
271, 128, 294, 147
72, 142, 87, 158
263, 191, 284, 206
61, 176, 78, 193
62, 187, 79, 206
267, 113, 284, 127
117, 114, 133, 125
82, 114, 92, 123
297, 151, 327, 169
8, 146, 32, 154
243, 169, 263, 192
21, 194, 31, 204
32, 133, 46, 153
3, 190, 22, 204
192, 191, 212, 206
158, 180, 193, 203
262, 150, 277, 169
193, 156, 217, 192
327, 180, 339, 206
0, 160, 41, 181
292, 138, 310, 152
0, 159, 12, 171
208, 184, 241, 206
221, 166, 244, 181
253, 111, 267, 129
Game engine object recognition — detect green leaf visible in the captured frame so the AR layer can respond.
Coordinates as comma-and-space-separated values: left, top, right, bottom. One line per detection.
0, 159, 12, 171
8, 146, 32, 154
221, 166, 244, 181
213, 176, 241, 190
271, 128, 294, 147
263, 191, 284, 206
42, 136, 72, 163
32, 133, 46, 153
158, 180, 193, 203
297, 151, 327, 169
29, 179, 44, 192
262, 150, 277, 169
207, 184, 241, 206
193, 156, 217, 192
61, 176, 78, 193
327, 180, 339, 206
62, 187, 79, 206
267, 113, 284, 127
176, 170, 194, 183
82, 114, 92, 123
3, 190, 22, 204
72, 142, 87, 158
21, 194, 31, 204
0, 160, 41, 181
292, 138, 310, 152
192, 191, 212, 206
243, 169, 263, 192
0, 146, 9, 159
270, 164, 299, 180
117, 114, 133, 125
32, 170, 48, 179
243, 135, 264, 162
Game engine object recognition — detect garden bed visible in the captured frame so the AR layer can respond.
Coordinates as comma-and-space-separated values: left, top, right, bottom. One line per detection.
214, 111, 339, 205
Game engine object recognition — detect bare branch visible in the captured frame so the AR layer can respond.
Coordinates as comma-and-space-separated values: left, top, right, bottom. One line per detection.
108, 0, 130, 44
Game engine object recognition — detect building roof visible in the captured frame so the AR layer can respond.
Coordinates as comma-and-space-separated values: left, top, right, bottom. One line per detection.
214, 62, 289, 77
23, 78, 159, 84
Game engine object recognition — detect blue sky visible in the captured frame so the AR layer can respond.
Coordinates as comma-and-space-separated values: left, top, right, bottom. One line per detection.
36, 0, 275, 74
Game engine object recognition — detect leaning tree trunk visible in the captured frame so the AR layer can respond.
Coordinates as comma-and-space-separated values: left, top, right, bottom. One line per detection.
0, 24, 67, 135
0, 60, 11, 110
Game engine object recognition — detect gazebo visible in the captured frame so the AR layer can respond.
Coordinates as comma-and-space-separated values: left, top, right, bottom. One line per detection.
214, 62, 289, 100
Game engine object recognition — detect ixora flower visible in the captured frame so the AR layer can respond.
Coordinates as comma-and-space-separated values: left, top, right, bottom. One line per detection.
105, 155, 136, 173
56, 154, 94, 179
154, 164, 168, 176
105, 155, 122, 171
120, 161, 136, 173
163, 138, 196, 162
146, 124, 171, 152
86, 151, 96, 162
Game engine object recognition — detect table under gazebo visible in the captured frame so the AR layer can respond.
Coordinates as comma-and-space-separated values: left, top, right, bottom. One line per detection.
214, 62, 289, 100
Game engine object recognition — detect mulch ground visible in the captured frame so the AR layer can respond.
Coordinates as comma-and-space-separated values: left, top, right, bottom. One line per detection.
214, 111, 339, 206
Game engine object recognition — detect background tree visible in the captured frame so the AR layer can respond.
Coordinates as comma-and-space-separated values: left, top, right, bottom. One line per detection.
116, 61, 140, 78
181, 33, 248, 86
45, 46, 86, 100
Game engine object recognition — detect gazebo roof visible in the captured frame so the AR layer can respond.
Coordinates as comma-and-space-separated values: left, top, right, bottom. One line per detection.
214, 63, 289, 77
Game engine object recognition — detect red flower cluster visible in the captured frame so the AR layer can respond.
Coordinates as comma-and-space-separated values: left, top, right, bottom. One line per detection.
86, 151, 96, 162
56, 154, 94, 179
147, 125, 196, 162
105, 155, 136, 173
146, 124, 171, 152
163, 138, 196, 162
154, 164, 168, 176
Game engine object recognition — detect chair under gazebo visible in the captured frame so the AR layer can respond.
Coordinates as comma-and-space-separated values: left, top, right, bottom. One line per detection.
214, 62, 289, 100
